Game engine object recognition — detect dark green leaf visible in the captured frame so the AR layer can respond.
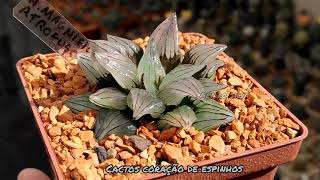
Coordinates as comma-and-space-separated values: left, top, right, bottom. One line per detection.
199, 78, 226, 95
183, 44, 226, 77
159, 64, 206, 90
127, 88, 165, 120
206, 60, 225, 79
95, 109, 137, 140
193, 99, 235, 133
64, 94, 100, 113
158, 77, 204, 106
183, 44, 227, 64
107, 34, 143, 64
158, 105, 196, 129
87, 41, 112, 79
89, 39, 118, 54
89, 88, 127, 110
95, 52, 139, 90
150, 13, 180, 72
77, 53, 106, 85
137, 39, 166, 94
89, 35, 142, 65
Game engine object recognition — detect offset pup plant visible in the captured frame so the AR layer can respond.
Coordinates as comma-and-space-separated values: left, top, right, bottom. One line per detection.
64, 13, 235, 141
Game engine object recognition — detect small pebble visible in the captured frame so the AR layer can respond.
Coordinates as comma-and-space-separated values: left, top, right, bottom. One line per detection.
94, 146, 108, 163
129, 135, 152, 152
106, 148, 117, 159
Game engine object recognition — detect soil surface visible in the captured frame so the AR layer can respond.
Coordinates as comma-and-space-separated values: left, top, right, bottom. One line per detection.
19, 33, 301, 179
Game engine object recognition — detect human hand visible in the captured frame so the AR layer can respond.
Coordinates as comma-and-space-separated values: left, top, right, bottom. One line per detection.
17, 168, 50, 180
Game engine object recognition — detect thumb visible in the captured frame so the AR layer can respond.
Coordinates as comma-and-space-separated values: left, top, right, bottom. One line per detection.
17, 168, 50, 180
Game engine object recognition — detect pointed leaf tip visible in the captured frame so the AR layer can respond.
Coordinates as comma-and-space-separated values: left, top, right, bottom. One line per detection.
77, 53, 109, 85
95, 52, 139, 90
127, 88, 165, 120
95, 109, 137, 140
106, 34, 143, 64
89, 88, 127, 110
193, 99, 235, 133
64, 94, 100, 114
183, 44, 227, 78
158, 77, 205, 106
137, 39, 166, 94
150, 13, 180, 72
159, 64, 206, 90
89, 36, 142, 65
158, 105, 196, 129
199, 78, 227, 95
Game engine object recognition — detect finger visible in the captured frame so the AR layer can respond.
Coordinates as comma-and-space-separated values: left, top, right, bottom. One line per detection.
17, 168, 50, 180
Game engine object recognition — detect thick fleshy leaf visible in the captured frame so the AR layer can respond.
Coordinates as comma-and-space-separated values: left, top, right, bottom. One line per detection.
199, 78, 226, 96
77, 53, 106, 85
107, 34, 143, 63
150, 13, 180, 72
183, 44, 227, 64
158, 77, 204, 106
158, 105, 196, 129
183, 44, 227, 77
206, 60, 225, 79
89, 35, 142, 64
137, 40, 166, 94
95, 52, 139, 90
127, 88, 165, 120
89, 39, 118, 54
87, 41, 112, 78
89, 88, 127, 110
159, 64, 206, 90
95, 109, 137, 140
64, 94, 100, 113
193, 99, 235, 133
191, 78, 226, 105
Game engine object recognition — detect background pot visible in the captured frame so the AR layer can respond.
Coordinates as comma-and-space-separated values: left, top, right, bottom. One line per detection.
16, 33, 308, 180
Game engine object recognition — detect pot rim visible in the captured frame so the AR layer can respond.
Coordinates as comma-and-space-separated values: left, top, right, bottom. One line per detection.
16, 33, 308, 180
16, 54, 64, 180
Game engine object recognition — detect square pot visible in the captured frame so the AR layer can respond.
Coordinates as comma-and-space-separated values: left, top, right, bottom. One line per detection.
16, 33, 308, 180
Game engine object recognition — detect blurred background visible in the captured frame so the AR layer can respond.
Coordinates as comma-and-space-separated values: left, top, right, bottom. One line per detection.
0, 0, 319, 179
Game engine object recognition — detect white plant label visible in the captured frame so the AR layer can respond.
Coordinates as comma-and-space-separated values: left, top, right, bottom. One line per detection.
13, 0, 89, 58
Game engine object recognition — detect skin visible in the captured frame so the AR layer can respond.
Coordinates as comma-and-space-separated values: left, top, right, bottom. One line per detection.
17, 168, 50, 180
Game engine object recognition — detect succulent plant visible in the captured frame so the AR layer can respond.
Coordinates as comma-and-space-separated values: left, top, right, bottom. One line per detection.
64, 13, 235, 140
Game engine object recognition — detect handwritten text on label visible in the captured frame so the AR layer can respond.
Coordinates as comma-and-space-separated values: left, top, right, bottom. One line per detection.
13, 0, 89, 58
